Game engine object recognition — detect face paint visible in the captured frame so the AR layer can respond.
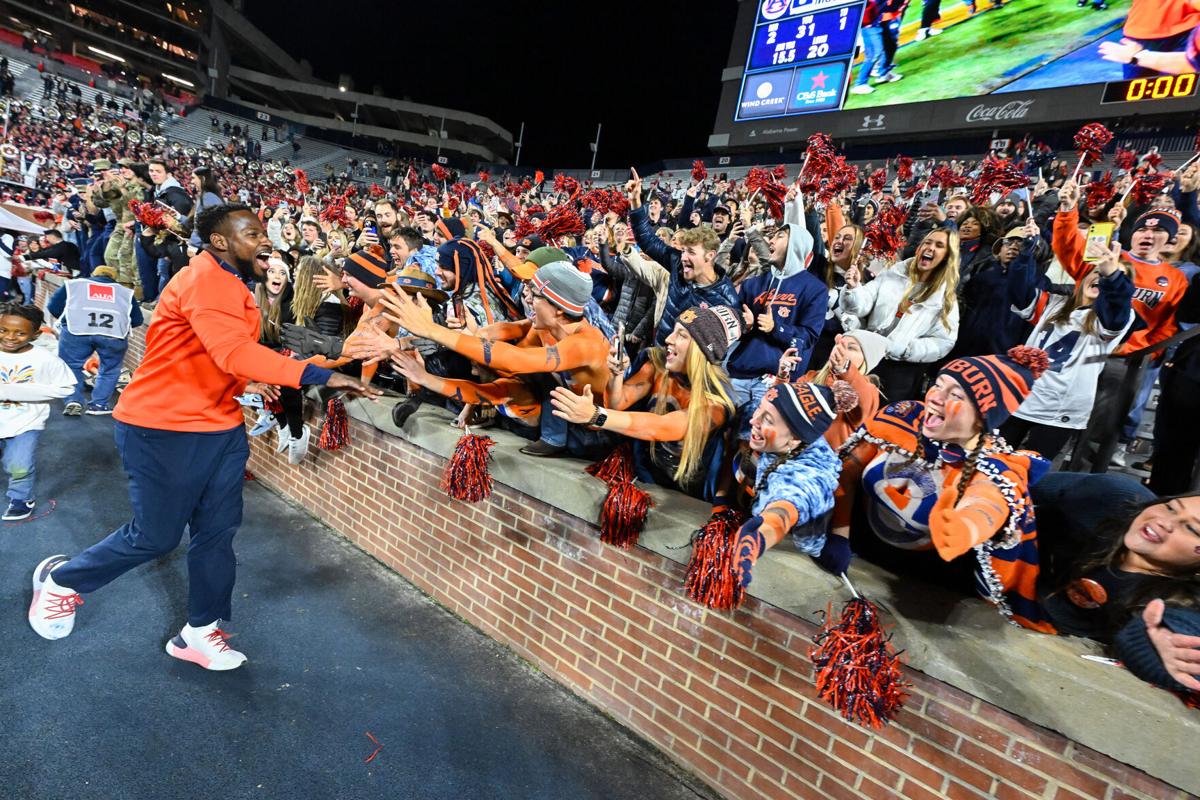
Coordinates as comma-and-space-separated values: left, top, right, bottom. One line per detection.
763, 428, 777, 449
945, 398, 966, 421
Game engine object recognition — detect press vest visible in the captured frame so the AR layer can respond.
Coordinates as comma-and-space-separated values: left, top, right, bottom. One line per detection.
63, 278, 133, 338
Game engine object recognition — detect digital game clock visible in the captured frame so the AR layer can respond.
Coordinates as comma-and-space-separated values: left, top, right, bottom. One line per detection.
1101, 74, 1198, 104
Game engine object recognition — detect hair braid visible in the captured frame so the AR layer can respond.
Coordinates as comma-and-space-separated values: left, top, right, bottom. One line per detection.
951, 435, 990, 508
755, 441, 812, 496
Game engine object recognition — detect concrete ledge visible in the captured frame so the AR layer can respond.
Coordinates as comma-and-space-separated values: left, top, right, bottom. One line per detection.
343, 394, 1200, 794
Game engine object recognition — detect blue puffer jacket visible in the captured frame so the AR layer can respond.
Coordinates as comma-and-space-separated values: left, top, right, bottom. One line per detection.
629, 205, 738, 345
727, 199, 826, 378
751, 437, 841, 556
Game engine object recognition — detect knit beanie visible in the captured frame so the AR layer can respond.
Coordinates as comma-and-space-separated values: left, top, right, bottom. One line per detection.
766, 380, 857, 446
940, 345, 1049, 432
1132, 208, 1180, 240
91, 265, 118, 280
342, 245, 389, 289
842, 330, 888, 374
525, 246, 570, 270
1114, 605, 1200, 693
677, 305, 743, 364
436, 216, 466, 241
531, 261, 592, 318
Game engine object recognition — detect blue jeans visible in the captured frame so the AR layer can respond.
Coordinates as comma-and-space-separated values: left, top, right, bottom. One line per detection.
58, 331, 128, 406
156, 257, 171, 295
84, 222, 114, 277
1, 428, 39, 501
729, 376, 770, 438
134, 228, 158, 301
51, 422, 250, 627
1121, 363, 1161, 443
856, 27, 884, 86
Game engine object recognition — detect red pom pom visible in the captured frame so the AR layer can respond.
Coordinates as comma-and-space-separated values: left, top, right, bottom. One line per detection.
441, 431, 495, 502
1084, 172, 1115, 209
745, 167, 788, 220
1114, 147, 1139, 172
127, 200, 166, 229
691, 160, 708, 183
293, 168, 310, 197
684, 507, 750, 610
1074, 122, 1113, 167
598, 479, 652, 549
810, 597, 909, 728
1006, 345, 1050, 379
863, 201, 908, 260
532, 205, 585, 244
586, 443, 635, 484
478, 170, 490, 183
580, 187, 630, 219
868, 168, 887, 193
970, 155, 1029, 205
367, 183, 386, 198
772, 164, 788, 181
431, 163, 449, 182
318, 397, 349, 451
928, 164, 968, 191
896, 155, 914, 183
1143, 151, 1164, 170
1130, 171, 1171, 205
534, 170, 545, 186
552, 173, 580, 200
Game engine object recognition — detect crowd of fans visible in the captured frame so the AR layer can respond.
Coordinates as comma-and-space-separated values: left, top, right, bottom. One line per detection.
5, 63, 1200, 702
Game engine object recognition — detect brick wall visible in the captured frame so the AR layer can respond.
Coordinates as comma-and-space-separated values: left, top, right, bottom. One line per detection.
54, 285, 1188, 800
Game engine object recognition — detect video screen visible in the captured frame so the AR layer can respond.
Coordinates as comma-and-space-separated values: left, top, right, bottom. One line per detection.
734, 0, 1196, 121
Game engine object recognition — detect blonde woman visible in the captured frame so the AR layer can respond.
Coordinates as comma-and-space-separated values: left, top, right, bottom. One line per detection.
839, 227, 961, 400
291, 255, 348, 337
250, 257, 310, 464
550, 305, 741, 499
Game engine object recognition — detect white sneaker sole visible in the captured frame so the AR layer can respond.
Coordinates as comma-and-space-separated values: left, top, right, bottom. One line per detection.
29, 554, 73, 640
165, 637, 247, 671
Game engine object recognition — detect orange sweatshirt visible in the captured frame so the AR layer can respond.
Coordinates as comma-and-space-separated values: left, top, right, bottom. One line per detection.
1124, 0, 1200, 38
116, 252, 311, 432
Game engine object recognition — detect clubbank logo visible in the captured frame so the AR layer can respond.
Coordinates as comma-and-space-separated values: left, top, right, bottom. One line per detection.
964, 100, 1035, 123
858, 114, 886, 131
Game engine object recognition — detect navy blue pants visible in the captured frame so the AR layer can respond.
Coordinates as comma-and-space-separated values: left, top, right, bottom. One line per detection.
53, 422, 250, 627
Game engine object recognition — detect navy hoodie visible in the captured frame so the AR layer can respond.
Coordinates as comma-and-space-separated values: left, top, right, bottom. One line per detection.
726, 194, 827, 378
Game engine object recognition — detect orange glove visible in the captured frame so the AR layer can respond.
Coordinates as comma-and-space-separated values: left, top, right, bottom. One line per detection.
929, 482, 1008, 562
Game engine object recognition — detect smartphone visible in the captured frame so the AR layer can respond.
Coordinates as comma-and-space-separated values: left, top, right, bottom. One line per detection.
1083, 222, 1114, 263
611, 321, 625, 355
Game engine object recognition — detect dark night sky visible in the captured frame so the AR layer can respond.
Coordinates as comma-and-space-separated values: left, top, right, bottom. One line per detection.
242, 0, 739, 168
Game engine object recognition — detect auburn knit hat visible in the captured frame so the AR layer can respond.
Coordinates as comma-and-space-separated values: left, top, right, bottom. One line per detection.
530, 261, 592, 318
342, 244, 389, 289
1132, 208, 1180, 240
765, 380, 858, 446
436, 216, 466, 241
677, 305, 744, 364
939, 345, 1049, 432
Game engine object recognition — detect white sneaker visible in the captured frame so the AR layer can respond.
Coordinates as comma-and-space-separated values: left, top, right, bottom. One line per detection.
165, 621, 247, 671
916, 28, 929, 40
1110, 443, 1131, 467
275, 424, 293, 454
28, 555, 82, 640
881, 72, 905, 82
927, 26, 943, 35
850, 84, 875, 95
287, 426, 310, 465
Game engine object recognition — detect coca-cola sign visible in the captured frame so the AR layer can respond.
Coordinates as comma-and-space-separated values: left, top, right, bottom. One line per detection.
964, 100, 1035, 123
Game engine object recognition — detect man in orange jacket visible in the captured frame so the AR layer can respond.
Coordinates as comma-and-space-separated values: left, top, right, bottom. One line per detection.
27, 204, 378, 670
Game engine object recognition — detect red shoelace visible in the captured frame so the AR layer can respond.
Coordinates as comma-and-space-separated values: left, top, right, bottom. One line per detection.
205, 628, 233, 652
44, 592, 83, 620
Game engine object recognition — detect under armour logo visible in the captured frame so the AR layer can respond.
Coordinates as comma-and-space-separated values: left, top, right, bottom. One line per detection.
861, 115, 885, 129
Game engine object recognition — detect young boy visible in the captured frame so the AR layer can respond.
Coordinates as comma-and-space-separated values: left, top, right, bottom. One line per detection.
0, 303, 76, 520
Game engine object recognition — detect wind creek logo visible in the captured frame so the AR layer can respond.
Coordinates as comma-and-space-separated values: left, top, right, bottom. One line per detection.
858, 113, 886, 131
964, 100, 1035, 123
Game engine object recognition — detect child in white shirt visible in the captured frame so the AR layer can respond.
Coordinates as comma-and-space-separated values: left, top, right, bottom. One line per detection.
0, 303, 76, 520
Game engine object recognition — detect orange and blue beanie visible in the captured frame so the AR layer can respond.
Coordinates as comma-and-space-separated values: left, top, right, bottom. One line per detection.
940, 345, 1049, 432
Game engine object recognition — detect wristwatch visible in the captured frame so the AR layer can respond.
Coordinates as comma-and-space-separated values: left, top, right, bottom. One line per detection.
1130, 49, 1145, 66
589, 408, 608, 428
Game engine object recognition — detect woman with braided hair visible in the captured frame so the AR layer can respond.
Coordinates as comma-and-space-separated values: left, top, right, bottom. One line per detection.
823, 346, 1056, 631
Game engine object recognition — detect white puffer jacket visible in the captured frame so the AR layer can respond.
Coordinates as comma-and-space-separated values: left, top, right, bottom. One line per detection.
838, 259, 959, 363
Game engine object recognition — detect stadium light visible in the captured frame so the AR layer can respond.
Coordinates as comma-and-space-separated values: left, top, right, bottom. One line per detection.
87, 46, 125, 63
339, 85, 347, 92
162, 73, 195, 88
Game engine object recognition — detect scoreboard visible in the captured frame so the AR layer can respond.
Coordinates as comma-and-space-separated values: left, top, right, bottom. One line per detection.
736, 0, 866, 120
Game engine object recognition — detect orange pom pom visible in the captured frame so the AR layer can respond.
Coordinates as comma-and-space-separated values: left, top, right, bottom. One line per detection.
1006, 345, 1050, 379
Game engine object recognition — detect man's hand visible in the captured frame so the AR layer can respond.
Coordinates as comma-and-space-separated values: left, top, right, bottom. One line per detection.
356, 228, 379, 250
626, 167, 643, 210
1022, 217, 1040, 239
445, 308, 479, 334
342, 324, 401, 365
244, 382, 281, 403
326, 372, 382, 400
1059, 179, 1080, 212
1143, 599, 1200, 691
475, 225, 498, 247
607, 337, 630, 378
776, 346, 800, 381
756, 308, 775, 333
281, 323, 344, 359
742, 304, 755, 329
1181, 163, 1200, 193
1107, 203, 1128, 227
928, 203, 947, 223
313, 268, 341, 294
378, 286, 437, 338
549, 384, 598, 424
390, 349, 429, 384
